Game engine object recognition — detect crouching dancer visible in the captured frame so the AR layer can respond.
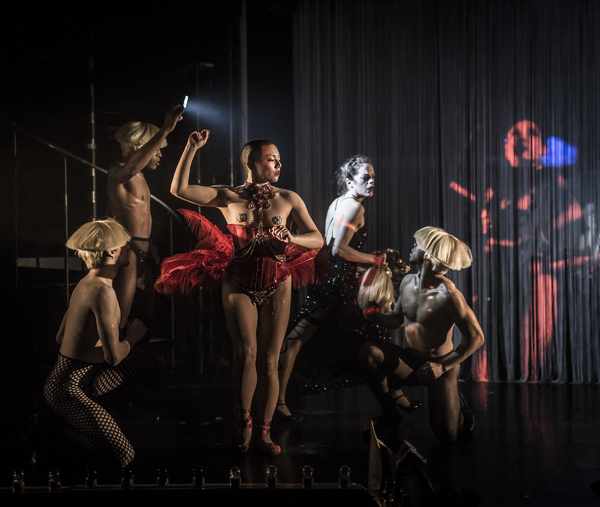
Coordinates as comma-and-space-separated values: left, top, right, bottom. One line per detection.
43, 218, 166, 468
359, 227, 484, 443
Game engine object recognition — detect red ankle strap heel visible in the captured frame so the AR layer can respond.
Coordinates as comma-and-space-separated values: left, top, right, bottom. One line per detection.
236, 409, 253, 453
257, 420, 281, 456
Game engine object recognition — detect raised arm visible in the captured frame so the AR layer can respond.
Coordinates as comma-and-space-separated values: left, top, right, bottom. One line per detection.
94, 287, 146, 366
110, 106, 183, 184
332, 200, 386, 265
170, 130, 231, 207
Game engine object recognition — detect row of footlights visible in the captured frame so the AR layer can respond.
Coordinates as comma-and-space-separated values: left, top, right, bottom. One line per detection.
11, 465, 353, 492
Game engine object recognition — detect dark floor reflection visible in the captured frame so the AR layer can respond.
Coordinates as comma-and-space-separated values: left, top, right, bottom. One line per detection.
3, 371, 600, 506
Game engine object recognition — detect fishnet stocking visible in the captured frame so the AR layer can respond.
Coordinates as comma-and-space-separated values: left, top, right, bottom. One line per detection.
43, 350, 165, 467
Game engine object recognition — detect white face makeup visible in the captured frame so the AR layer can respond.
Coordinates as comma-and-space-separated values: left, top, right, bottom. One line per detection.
348, 164, 375, 198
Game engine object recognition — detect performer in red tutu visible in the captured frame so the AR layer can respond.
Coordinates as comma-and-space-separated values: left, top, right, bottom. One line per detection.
155, 130, 325, 455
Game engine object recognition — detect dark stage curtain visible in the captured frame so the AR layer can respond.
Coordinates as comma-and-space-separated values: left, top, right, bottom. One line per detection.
292, 0, 600, 383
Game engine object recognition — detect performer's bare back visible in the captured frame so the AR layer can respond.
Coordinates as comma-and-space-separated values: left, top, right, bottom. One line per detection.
57, 274, 120, 364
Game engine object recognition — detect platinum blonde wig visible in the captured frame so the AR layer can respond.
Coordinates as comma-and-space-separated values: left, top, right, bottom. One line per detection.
335, 155, 372, 195
115, 121, 167, 157
66, 218, 131, 269
357, 266, 395, 311
414, 226, 472, 274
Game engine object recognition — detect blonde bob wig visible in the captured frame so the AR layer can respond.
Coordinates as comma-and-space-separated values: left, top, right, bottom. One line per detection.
114, 121, 167, 157
414, 226, 472, 274
357, 266, 395, 311
66, 218, 131, 269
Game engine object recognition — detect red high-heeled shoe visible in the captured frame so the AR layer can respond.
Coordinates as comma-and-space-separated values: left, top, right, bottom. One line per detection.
257, 420, 281, 456
236, 408, 253, 453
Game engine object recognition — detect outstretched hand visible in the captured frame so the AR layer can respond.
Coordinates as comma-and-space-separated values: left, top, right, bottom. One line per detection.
189, 130, 210, 150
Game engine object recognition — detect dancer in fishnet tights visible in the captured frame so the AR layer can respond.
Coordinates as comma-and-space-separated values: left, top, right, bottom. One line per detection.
42, 218, 165, 467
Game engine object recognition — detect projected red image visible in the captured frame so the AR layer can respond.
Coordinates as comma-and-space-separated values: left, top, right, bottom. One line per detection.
451, 120, 587, 381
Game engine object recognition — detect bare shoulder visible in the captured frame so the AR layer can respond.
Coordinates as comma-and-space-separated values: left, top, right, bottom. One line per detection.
400, 273, 417, 290
275, 187, 297, 198
107, 161, 125, 178
88, 280, 118, 308
440, 278, 468, 309
211, 184, 245, 203
276, 188, 304, 206
212, 184, 239, 195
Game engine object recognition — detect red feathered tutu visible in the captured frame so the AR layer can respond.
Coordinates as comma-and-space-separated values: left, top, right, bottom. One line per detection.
154, 209, 330, 297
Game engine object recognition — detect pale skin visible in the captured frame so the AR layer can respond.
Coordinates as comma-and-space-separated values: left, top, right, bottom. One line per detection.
171, 131, 323, 448
56, 245, 147, 366
107, 106, 183, 328
276, 164, 388, 418
361, 243, 484, 442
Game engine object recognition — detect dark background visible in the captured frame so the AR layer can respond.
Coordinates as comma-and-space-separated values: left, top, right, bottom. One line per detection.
1, 0, 599, 432
1, 0, 300, 425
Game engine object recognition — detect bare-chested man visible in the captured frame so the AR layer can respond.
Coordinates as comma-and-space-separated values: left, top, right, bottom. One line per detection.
43, 218, 165, 468
107, 105, 183, 328
359, 226, 484, 443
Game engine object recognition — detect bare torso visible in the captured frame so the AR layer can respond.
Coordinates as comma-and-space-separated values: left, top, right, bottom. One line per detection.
107, 166, 152, 242
58, 276, 119, 364
216, 184, 296, 228
399, 273, 456, 358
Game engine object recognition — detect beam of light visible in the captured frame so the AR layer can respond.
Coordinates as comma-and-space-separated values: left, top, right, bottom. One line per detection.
183, 99, 228, 128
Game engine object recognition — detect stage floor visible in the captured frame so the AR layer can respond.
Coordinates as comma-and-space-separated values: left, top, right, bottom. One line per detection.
3, 371, 600, 506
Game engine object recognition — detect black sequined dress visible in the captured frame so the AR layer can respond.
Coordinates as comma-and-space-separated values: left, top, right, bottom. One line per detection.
286, 225, 391, 394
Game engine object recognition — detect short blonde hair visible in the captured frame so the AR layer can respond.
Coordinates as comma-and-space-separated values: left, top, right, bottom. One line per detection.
115, 121, 167, 157
357, 266, 395, 312
414, 226, 472, 274
66, 218, 131, 269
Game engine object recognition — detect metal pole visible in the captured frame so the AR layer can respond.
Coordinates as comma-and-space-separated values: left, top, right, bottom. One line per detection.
13, 131, 19, 291
240, 0, 248, 146
89, 39, 97, 219
63, 157, 70, 306
229, 25, 235, 186
169, 213, 176, 369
